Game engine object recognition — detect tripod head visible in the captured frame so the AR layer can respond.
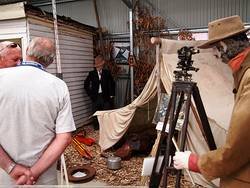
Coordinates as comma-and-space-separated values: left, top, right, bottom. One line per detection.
174, 46, 200, 81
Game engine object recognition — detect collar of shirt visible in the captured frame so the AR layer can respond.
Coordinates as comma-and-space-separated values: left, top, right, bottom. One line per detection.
18, 61, 46, 71
98, 70, 102, 79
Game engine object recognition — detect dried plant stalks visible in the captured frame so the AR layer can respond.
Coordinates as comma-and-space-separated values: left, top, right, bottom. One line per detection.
133, 3, 168, 97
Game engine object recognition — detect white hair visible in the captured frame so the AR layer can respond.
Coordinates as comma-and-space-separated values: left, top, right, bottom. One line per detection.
26, 37, 55, 67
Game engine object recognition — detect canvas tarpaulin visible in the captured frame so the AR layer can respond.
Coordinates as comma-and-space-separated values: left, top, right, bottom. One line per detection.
94, 66, 158, 151
94, 39, 234, 186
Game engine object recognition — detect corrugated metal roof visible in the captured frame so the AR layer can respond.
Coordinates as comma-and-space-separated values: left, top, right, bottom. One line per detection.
0, 0, 86, 6
31, 0, 85, 6
0, 1, 96, 32
25, 4, 97, 33
0, 0, 27, 5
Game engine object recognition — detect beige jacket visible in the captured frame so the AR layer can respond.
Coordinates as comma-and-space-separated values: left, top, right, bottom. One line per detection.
198, 53, 250, 188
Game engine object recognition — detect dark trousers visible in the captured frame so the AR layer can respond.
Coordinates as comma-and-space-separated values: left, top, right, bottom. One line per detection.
92, 93, 112, 130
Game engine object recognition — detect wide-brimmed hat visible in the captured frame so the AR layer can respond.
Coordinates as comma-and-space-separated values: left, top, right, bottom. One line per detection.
94, 55, 105, 67
199, 15, 249, 49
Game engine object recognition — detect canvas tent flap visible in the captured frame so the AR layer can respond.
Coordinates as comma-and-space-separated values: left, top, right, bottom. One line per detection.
95, 39, 233, 152
161, 39, 233, 131
0, 2, 25, 20
94, 67, 157, 151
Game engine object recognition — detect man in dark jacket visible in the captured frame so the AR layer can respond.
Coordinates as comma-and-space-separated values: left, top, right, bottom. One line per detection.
84, 55, 115, 130
173, 15, 250, 187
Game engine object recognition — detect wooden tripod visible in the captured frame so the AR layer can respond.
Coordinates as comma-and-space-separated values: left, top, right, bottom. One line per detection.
149, 80, 217, 188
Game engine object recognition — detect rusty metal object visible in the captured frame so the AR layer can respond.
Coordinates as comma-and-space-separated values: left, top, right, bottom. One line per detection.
67, 165, 96, 183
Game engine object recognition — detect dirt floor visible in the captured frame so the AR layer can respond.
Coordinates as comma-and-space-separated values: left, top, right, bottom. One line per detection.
64, 125, 204, 187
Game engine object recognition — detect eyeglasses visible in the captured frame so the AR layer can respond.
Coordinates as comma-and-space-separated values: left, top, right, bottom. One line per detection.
0, 43, 19, 52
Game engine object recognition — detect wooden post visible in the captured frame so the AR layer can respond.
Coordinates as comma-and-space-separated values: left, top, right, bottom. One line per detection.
151, 37, 161, 45
93, 0, 105, 57
129, 9, 134, 102
141, 37, 162, 185
151, 37, 162, 103
52, 0, 63, 79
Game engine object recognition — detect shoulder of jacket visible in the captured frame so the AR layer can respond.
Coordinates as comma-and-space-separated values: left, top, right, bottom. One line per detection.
103, 69, 111, 73
89, 70, 96, 74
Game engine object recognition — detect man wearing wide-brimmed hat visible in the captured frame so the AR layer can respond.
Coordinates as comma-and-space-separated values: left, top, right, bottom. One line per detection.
84, 55, 115, 130
173, 15, 250, 187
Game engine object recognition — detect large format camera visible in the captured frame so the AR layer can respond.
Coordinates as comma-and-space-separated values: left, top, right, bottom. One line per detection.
174, 46, 200, 81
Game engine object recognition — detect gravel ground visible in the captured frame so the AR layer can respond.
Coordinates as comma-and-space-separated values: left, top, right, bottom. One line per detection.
64, 125, 204, 187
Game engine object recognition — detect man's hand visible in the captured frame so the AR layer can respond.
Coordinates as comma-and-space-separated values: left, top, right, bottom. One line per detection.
28, 133, 72, 183
15, 175, 28, 185
173, 151, 191, 169
9, 164, 35, 185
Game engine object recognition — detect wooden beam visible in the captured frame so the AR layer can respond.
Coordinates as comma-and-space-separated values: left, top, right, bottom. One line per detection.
151, 37, 161, 45
121, 0, 132, 9
93, 0, 105, 56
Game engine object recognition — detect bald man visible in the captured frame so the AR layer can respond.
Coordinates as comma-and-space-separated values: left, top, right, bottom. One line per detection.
0, 41, 22, 68
0, 41, 34, 185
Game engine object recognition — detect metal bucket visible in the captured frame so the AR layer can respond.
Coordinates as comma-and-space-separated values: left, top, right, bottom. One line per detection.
107, 156, 121, 170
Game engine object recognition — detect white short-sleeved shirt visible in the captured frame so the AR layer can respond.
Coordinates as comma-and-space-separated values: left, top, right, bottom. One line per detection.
0, 65, 76, 185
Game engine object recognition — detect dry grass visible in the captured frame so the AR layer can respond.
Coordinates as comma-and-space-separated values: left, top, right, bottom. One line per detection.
64, 125, 204, 187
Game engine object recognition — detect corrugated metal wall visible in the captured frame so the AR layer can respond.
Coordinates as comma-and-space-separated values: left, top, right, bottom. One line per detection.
26, 19, 57, 73
58, 31, 93, 126
139, 0, 250, 29
36, 0, 250, 33
97, 0, 129, 33
27, 16, 94, 127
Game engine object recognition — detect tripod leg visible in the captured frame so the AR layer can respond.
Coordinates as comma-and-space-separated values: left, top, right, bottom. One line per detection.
192, 85, 217, 150
175, 90, 192, 188
149, 89, 176, 188
162, 91, 185, 188
160, 87, 179, 187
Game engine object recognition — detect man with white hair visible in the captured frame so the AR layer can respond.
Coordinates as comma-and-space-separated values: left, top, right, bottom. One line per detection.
0, 37, 76, 185
173, 15, 250, 187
